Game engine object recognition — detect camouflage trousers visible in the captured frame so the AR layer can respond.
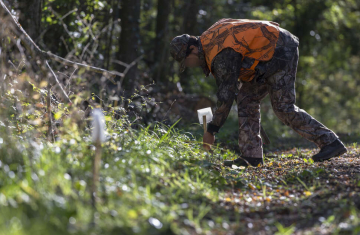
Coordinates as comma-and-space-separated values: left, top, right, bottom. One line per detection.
237, 47, 338, 158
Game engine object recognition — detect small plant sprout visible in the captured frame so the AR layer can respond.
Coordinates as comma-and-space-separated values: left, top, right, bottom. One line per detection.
91, 109, 106, 209
197, 107, 213, 134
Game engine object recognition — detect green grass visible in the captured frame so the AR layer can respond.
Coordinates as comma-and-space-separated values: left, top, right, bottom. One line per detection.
0, 112, 234, 234
0, 110, 359, 234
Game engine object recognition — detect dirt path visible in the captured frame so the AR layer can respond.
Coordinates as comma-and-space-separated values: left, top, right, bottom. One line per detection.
217, 145, 360, 234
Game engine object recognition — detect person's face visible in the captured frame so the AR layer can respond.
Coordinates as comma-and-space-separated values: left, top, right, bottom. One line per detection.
184, 45, 200, 67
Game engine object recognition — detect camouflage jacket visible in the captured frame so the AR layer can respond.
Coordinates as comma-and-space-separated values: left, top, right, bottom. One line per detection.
198, 27, 300, 134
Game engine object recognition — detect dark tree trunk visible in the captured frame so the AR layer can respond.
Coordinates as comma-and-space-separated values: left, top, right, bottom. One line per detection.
182, 0, 199, 35
179, 0, 199, 91
18, 0, 41, 40
153, 0, 171, 83
117, 0, 141, 92
105, 0, 116, 70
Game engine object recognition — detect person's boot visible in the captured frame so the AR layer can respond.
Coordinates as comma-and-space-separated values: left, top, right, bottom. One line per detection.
223, 156, 263, 167
312, 139, 347, 162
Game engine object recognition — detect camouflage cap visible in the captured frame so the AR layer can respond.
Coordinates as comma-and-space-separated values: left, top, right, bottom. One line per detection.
170, 34, 190, 73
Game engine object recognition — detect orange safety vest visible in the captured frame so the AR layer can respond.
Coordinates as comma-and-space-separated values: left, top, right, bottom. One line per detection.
200, 18, 280, 82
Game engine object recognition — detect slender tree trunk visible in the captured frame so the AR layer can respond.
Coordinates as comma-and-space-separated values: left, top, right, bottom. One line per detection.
105, 0, 116, 70
182, 0, 199, 35
179, 0, 199, 91
154, 0, 171, 83
18, 0, 41, 40
117, 0, 141, 92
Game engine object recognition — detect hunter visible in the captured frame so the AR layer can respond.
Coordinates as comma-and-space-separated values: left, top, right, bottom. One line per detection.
169, 18, 347, 167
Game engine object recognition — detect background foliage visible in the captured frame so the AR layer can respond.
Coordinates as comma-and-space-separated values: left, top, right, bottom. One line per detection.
5, 0, 360, 134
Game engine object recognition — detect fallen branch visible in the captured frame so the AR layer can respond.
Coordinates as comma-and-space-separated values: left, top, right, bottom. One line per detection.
47, 52, 116, 82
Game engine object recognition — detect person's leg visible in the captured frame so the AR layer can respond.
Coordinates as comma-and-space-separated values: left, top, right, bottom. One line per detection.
236, 81, 268, 159
267, 47, 338, 148
224, 81, 268, 167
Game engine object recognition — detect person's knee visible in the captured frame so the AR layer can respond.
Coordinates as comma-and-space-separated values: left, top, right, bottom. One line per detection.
272, 99, 298, 114
272, 105, 297, 125
273, 106, 310, 127
273, 111, 290, 125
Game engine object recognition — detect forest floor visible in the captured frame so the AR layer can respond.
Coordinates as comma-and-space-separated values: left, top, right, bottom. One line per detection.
210, 143, 360, 235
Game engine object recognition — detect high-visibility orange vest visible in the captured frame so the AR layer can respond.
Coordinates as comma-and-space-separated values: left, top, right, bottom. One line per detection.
200, 18, 280, 82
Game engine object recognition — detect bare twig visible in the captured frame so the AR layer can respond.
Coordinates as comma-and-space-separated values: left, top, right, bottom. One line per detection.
81, 20, 119, 61
162, 99, 177, 122
8, 60, 17, 70
37, 7, 77, 44
56, 71, 70, 78
45, 60, 71, 103
66, 68, 78, 92
106, 70, 124, 77
46, 78, 53, 142
77, 15, 96, 40
111, 55, 144, 87
120, 55, 144, 87
112, 59, 130, 68
60, 36, 71, 54
60, 8, 78, 21
47, 52, 115, 82
49, 7, 77, 47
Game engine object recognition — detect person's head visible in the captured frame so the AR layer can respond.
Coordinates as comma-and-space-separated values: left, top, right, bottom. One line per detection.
169, 34, 201, 73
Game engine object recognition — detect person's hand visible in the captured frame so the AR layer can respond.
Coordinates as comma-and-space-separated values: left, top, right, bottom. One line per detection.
203, 132, 215, 151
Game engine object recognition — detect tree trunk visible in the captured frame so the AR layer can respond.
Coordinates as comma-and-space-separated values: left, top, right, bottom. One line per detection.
105, 0, 116, 70
117, 0, 141, 92
154, 0, 171, 83
18, 0, 41, 40
179, 0, 199, 91
182, 0, 199, 35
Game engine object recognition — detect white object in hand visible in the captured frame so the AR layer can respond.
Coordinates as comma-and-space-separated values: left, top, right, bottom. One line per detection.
197, 107, 213, 124
92, 109, 106, 145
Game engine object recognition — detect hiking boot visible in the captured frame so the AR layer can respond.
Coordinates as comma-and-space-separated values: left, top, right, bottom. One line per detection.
312, 139, 347, 162
223, 157, 263, 167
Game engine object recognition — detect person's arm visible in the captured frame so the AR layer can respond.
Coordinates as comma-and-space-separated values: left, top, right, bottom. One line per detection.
207, 48, 243, 135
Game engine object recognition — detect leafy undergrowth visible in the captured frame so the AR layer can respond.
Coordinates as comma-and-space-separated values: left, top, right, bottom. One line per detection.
0, 112, 359, 235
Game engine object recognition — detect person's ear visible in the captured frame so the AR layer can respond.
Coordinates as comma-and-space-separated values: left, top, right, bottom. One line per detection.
189, 45, 196, 52
188, 45, 198, 55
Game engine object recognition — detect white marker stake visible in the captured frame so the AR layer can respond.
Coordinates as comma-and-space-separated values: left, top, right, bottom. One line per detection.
197, 107, 213, 134
203, 115, 206, 134
91, 109, 106, 209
